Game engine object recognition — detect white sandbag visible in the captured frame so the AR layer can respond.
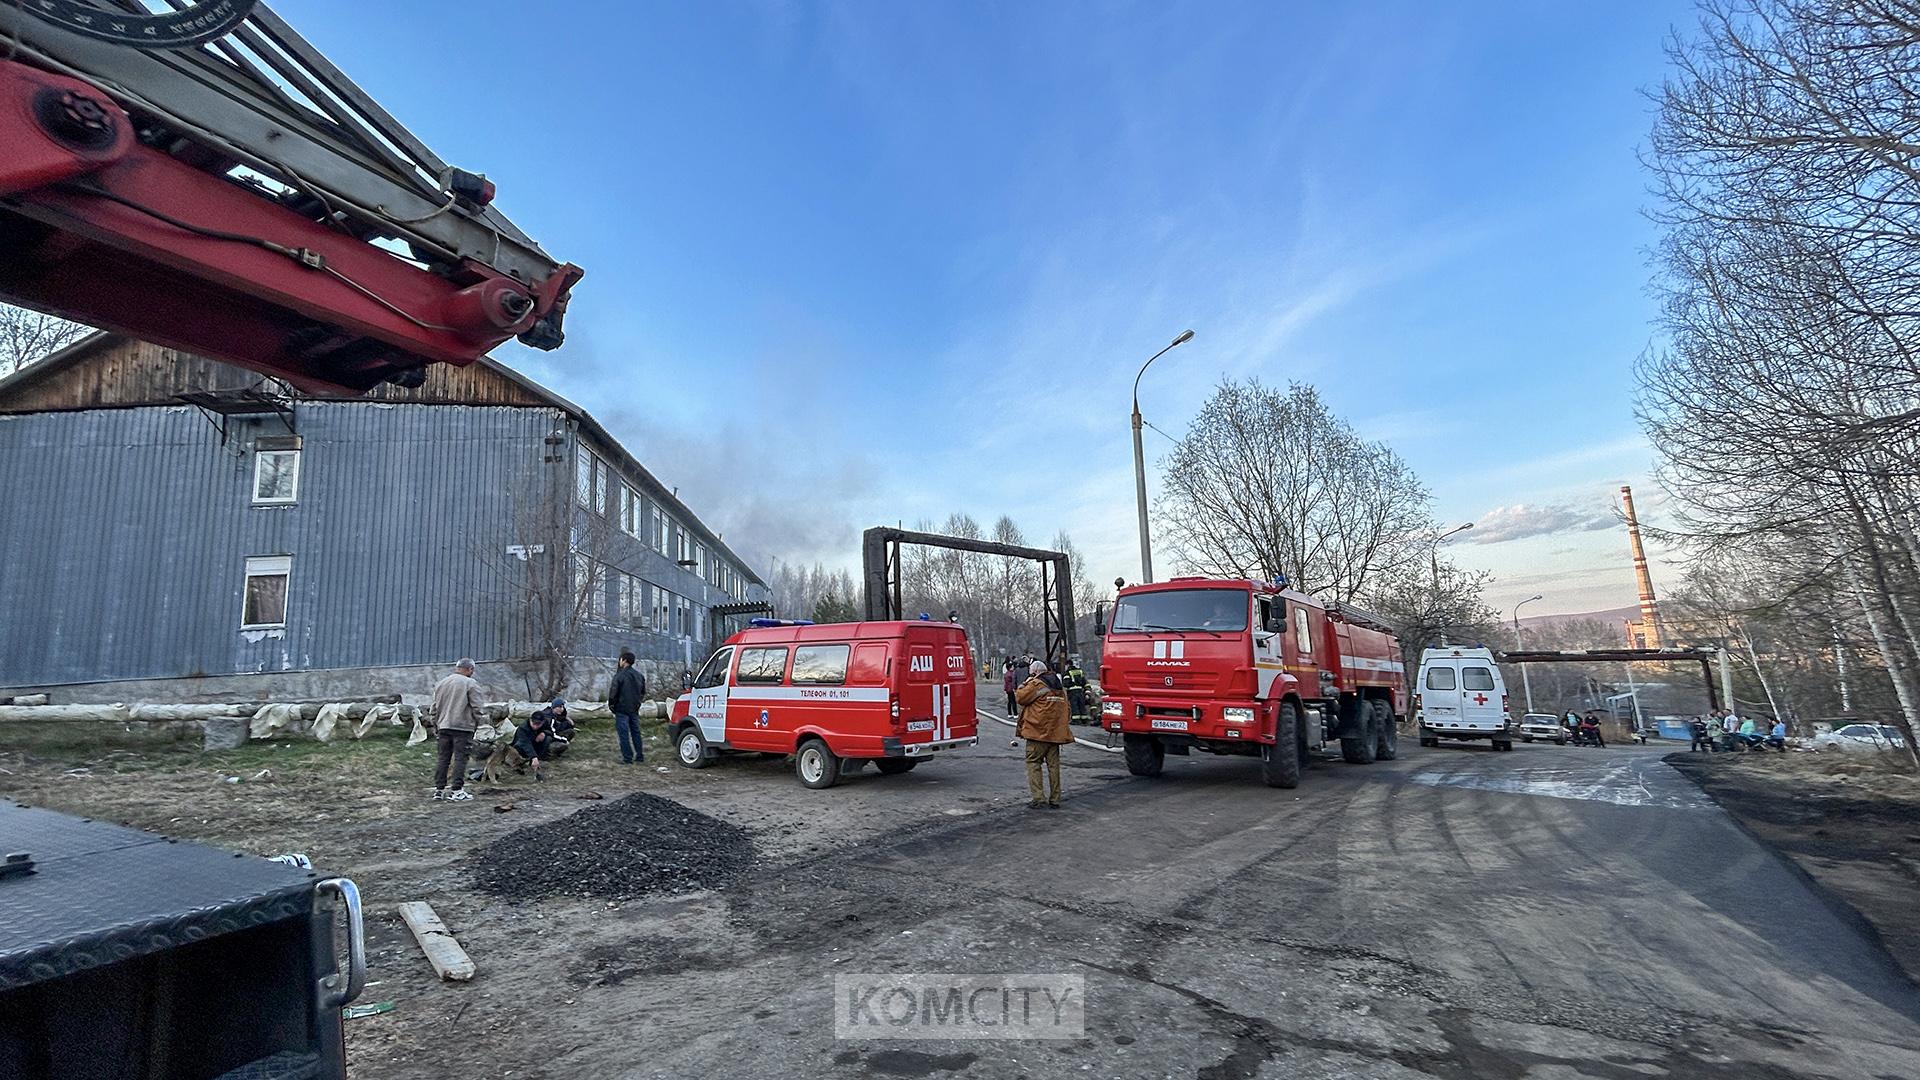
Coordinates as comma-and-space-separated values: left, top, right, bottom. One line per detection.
311, 703, 351, 743
0, 704, 131, 723
250, 703, 305, 739
130, 704, 249, 721
353, 703, 406, 740
406, 709, 430, 747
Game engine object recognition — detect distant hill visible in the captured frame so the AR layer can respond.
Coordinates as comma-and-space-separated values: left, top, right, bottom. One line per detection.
1519, 606, 1639, 633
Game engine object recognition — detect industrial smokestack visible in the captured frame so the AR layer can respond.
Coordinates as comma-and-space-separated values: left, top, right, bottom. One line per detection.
1620, 485, 1662, 648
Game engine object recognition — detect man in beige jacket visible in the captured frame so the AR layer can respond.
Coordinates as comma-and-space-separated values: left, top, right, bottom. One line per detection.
430, 658, 487, 802
1015, 660, 1074, 809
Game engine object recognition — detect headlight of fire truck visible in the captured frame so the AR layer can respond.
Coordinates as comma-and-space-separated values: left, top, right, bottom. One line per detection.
1101, 700, 1124, 716
1221, 707, 1255, 724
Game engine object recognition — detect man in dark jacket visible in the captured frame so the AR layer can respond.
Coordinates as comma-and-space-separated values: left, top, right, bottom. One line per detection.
531, 698, 573, 759
1064, 658, 1092, 725
610, 650, 648, 764
511, 710, 558, 780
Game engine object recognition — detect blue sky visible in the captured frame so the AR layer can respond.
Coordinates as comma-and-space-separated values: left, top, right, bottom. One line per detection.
284, 0, 1696, 616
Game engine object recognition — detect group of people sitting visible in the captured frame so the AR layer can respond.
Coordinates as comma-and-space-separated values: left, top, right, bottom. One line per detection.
1688, 710, 1787, 752
481, 697, 574, 782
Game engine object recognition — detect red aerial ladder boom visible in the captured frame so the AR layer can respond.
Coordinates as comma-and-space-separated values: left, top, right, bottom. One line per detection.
0, 0, 583, 393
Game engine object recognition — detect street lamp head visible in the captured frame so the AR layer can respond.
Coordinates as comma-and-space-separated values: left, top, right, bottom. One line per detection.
1172, 329, 1195, 346
1527, 593, 1543, 602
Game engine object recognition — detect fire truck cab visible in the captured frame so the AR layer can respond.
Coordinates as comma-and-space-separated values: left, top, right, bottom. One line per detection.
669, 620, 978, 789
1098, 577, 1406, 788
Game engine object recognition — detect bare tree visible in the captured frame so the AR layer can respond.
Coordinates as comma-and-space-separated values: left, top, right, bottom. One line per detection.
0, 305, 89, 377
1643, 0, 1920, 748
1157, 378, 1436, 605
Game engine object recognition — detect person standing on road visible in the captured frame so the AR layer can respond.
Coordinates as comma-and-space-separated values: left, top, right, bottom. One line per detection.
1690, 716, 1715, 753
609, 650, 648, 765
1003, 659, 1019, 718
1016, 659, 1073, 809
430, 658, 486, 802
1064, 657, 1092, 726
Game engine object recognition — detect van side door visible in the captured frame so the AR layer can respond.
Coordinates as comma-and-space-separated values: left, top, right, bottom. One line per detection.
728, 645, 790, 752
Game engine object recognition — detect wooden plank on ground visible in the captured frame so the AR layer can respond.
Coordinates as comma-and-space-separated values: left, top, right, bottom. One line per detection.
398, 901, 475, 982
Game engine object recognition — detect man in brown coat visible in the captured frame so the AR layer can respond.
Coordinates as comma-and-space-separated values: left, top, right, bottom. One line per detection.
1015, 660, 1073, 808
429, 658, 486, 802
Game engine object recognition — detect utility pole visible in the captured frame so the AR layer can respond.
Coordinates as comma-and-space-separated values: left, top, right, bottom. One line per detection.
1130, 330, 1194, 584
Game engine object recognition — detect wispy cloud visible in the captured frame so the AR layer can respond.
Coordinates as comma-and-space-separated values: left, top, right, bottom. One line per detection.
1467, 501, 1619, 545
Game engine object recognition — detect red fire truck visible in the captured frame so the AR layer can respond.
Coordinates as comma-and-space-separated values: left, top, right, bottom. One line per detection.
669, 620, 978, 789
1097, 577, 1406, 788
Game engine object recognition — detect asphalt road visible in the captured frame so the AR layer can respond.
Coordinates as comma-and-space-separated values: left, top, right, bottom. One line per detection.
480, 721, 1920, 1080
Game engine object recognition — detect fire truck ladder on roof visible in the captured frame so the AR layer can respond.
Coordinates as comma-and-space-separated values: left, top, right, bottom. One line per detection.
0, 0, 582, 392
861, 527, 1079, 669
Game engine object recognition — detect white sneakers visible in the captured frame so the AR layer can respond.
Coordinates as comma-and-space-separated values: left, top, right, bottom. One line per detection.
445, 789, 474, 802
430, 788, 443, 800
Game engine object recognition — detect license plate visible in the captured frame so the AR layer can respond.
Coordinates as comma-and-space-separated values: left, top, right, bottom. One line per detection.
906, 720, 935, 732
1151, 719, 1189, 731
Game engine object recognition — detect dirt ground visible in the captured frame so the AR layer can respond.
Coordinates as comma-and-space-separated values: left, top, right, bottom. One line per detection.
0, 709, 1045, 1077
1666, 747, 1920, 982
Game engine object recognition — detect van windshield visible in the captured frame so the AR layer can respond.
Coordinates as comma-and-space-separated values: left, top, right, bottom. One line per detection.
1111, 589, 1248, 633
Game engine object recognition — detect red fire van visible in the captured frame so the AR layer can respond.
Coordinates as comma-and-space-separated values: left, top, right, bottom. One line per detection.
668, 620, 979, 788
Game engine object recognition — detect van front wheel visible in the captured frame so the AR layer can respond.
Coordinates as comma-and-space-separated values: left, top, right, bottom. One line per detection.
796, 739, 842, 789
675, 727, 710, 769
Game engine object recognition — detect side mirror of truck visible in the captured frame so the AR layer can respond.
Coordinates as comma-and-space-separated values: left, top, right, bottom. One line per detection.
1094, 602, 1108, 638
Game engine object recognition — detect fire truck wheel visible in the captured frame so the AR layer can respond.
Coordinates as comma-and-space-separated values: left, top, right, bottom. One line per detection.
875, 758, 917, 775
674, 727, 711, 769
1340, 705, 1377, 765
1261, 703, 1302, 788
797, 739, 842, 789
1371, 701, 1397, 761
1123, 734, 1164, 777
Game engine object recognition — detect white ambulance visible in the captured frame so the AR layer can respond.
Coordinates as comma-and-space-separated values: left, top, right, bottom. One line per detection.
1413, 647, 1513, 751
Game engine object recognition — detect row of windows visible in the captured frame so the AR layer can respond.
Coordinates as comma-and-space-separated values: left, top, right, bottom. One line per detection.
577, 447, 746, 598
694, 643, 853, 689
576, 555, 704, 638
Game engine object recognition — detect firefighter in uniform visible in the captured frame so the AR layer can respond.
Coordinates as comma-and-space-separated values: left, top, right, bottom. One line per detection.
1064, 657, 1092, 725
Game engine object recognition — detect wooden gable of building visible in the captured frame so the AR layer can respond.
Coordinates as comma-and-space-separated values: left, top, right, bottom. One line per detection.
0, 335, 550, 414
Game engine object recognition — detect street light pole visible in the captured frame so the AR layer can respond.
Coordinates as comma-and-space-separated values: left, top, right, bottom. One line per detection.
1431, 522, 1474, 646
1131, 329, 1194, 584
1513, 593, 1542, 712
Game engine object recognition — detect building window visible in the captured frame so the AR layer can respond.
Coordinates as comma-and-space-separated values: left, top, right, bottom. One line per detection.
242, 555, 291, 628
655, 508, 671, 555
629, 575, 648, 629
575, 448, 594, 507
593, 457, 607, 515
655, 588, 673, 634
252, 442, 300, 504
677, 595, 692, 636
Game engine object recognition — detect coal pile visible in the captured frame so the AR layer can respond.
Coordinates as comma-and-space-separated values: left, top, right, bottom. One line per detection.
473, 792, 755, 901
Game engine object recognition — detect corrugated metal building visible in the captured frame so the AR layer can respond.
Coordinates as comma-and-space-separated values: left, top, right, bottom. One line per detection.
0, 334, 768, 697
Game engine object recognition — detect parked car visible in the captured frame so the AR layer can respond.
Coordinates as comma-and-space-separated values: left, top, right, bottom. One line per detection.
1811, 723, 1909, 751
1518, 713, 1567, 745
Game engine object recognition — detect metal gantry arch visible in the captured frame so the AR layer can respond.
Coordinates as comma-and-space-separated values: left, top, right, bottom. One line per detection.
860, 527, 1078, 668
